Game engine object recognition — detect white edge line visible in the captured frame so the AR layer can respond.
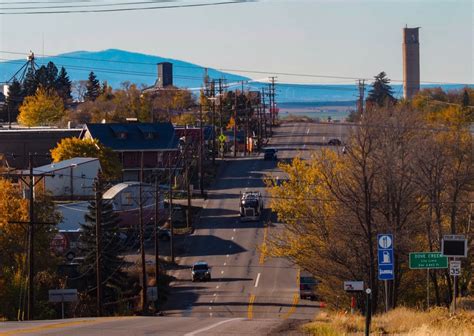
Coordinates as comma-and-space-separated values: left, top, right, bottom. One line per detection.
184, 318, 243, 336
254, 272, 261, 288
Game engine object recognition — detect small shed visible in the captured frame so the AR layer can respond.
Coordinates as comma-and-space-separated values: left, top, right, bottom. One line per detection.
21, 157, 100, 199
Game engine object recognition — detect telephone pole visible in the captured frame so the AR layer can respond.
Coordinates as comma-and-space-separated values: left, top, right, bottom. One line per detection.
154, 175, 160, 310
94, 173, 103, 317
168, 156, 174, 263
269, 77, 277, 130
27, 154, 35, 320
261, 88, 267, 140
139, 152, 148, 314
233, 91, 238, 157
199, 104, 204, 196
357, 80, 366, 116
211, 80, 216, 165
3, 153, 54, 321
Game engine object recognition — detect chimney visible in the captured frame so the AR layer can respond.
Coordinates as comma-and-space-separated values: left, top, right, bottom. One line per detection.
157, 62, 173, 88
402, 26, 420, 99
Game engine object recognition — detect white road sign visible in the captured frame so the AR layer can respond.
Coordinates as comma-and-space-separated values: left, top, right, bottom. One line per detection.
450, 261, 461, 276
344, 281, 364, 292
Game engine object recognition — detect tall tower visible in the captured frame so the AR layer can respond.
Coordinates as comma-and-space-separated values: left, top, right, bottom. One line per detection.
157, 62, 173, 87
402, 27, 420, 99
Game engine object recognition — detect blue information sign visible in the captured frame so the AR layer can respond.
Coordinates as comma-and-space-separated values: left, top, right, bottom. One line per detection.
378, 234, 394, 280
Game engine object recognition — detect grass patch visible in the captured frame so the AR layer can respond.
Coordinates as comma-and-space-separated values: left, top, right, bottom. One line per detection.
303, 306, 474, 335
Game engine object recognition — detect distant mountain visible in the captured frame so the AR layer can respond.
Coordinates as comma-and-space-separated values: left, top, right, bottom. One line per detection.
0, 49, 471, 103
0, 49, 249, 90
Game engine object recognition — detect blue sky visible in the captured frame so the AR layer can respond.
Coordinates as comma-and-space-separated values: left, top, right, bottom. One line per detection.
0, 0, 472, 84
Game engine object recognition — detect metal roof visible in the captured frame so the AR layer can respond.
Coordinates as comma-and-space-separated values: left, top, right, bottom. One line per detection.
22, 157, 99, 175
81, 122, 179, 151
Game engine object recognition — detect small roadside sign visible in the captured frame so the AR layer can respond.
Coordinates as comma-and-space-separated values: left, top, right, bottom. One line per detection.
48, 289, 78, 303
442, 235, 468, 257
147, 286, 158, 302
378, 234, 394, 280
344, 281, 364, 292
450, 261, 461, 276
218, 134, 226, 143
409, 252, 448, 269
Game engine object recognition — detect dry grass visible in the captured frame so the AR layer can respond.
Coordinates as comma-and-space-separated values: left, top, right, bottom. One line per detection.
303, 306, 474, 335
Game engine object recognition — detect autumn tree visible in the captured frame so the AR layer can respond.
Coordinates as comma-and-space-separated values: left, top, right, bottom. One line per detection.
50, 137, 122, 181
0, 179, 61, 319
17, 87, 66, 126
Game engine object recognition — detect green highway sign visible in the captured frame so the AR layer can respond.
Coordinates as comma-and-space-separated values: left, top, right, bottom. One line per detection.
409, 252, 448, 269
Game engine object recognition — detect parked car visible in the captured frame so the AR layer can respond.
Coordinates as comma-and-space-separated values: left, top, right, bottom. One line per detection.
192, 261, 211, 281
263, 148, 278, 160
328, 138, 342, 146
299, 272, 319, 300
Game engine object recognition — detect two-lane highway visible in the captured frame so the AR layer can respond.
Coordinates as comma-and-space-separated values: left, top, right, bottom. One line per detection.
0, 121, 348, 335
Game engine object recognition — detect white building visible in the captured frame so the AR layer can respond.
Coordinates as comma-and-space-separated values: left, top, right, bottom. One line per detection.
22, 157, 100, 199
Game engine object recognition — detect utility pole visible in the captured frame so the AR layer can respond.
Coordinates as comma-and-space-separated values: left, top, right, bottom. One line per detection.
211, 80, 216, 165
168, 155, 174, 263
94, 173, 103, 317
218, 78, 224, 135
357, 80, 366, 116
27, 153, 35, 321
261, 88, 267, 140
185, 131, 192, 228
154, 175, 160, 310
3, 153, 54, 321
139, 152, 148, 314
198, 104, 204, 196
269, 77, 277, 130
233, 91, 238, 157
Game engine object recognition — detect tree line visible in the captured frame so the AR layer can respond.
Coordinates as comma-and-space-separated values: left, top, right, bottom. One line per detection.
267, 75, 473, 312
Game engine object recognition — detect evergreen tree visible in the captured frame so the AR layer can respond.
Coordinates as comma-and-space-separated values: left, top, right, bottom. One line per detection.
366, 71, 396, 107
3, 79, 24, 122
35, 62, 58, 90
55, 67, 72, 104
79, 199, 128, 306
461, 88, 470, 108
84, 72, 101, 102
22, 68, 38, 97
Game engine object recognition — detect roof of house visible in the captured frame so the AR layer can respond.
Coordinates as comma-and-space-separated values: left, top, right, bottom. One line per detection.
21, 157, 99, 175
81, 122, 179, 151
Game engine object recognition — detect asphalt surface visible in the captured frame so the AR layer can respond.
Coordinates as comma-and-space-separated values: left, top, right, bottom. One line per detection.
0, 122, 348, 336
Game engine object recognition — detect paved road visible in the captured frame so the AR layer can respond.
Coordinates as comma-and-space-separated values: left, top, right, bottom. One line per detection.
0, 121, 346, 336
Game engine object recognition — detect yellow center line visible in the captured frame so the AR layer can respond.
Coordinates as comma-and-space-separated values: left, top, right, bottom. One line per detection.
0, 317, 136, 336
282, 293, 299, 319
259, 226, 268, 264
247, 294, 256, 319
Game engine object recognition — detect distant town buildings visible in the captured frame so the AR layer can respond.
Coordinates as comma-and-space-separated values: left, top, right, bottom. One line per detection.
402, 26, 421, 99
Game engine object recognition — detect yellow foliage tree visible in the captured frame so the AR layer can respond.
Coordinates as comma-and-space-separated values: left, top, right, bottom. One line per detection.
18, 86, 65, 126
50, 137, 122, 181
0, 179, 61, 319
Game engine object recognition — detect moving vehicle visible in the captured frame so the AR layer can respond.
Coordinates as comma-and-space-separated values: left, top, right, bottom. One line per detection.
263, 148, 278, 160
328, 138, 342, 146
192, 261, 211, 281
240, 191, 264, 221
299, 272, 319, 300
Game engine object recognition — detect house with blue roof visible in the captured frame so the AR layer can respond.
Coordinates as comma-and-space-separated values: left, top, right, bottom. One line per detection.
80, 122, 180, 181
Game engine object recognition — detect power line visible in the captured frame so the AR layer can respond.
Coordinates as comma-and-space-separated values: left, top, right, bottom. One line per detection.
1, 50, 471, 85
0, 0, 253, 15
0, 0, 177, 11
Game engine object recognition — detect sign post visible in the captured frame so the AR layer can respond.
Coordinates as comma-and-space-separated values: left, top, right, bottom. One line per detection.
377, 234, 394, 313
344, 281, 364, 314
442, 235, 468, 314
409, 252, 448, 309
48, 289, 78, 319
